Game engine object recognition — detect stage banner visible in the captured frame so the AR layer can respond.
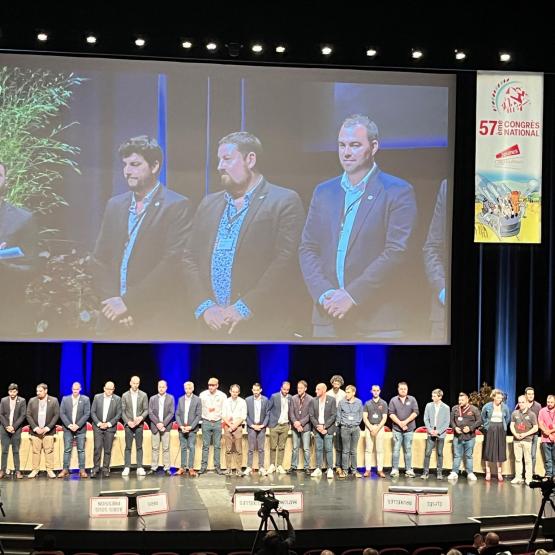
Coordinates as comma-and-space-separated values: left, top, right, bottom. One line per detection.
474, 72, 543, 243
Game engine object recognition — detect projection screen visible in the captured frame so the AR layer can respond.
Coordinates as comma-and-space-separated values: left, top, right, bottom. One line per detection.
0, 54, 455, 344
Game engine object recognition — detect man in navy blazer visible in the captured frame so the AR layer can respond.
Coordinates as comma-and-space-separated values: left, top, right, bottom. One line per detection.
148, 380, 175, 474
183, 132, 305, 340
299, 114, 417, 339
0, 383, 27, 479
266, 381, 292, 474
175, 381, 202, 476
58, 382, 91, 478
90, 381, 122, 478
309, 383, 337, 479
0, 161, 38, 337
244, 383, 270, 476
91, 136, 192, 340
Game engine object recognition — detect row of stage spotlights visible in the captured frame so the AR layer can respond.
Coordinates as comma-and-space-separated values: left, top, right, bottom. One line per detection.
34, 34, 514, 63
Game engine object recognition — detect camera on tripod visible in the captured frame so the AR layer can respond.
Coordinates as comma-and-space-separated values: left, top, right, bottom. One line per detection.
529, 475, 555, 495
255, 489, 280, 512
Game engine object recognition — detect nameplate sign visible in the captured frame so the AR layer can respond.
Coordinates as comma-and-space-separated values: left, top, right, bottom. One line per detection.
137, 492, 169, 516
382, 492, 418, 513
90, 496, 128, 518
416, 494, 452, 514
233, 492, 304, 513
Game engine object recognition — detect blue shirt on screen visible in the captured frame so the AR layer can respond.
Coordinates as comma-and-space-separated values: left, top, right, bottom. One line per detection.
120, 183, 160, 296
195, 182, 261, 319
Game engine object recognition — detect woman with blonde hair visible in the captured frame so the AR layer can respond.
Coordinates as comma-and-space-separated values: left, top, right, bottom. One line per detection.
481, 389, 511, 481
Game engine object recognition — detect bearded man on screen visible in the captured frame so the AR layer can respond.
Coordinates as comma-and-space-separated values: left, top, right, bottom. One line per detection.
183, 131, 305, 339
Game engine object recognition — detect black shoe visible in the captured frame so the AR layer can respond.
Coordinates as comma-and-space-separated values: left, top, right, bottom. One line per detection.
437, 471, 444, 480
216, 468, 225, 475
102, 469, 110, 478
198, 467, 207, 475
90, 468, 99, 479
286, 468, 296, 475
305, 468, 311, 476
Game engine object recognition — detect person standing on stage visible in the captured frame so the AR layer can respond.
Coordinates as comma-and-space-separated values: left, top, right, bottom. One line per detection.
421, 388, 450, 480
538, 394, 555, 479
520, 386, 542, 475
481, 389, 511, 482
388, 381, 419, 478
309, 383, 337, 479
222, 384, 247, 476
199, 377, 227, 474
328, 374, 346, 473
337, 385, 363, 478
121, 375, 148, 476
175, 381, 202, 476
362, 384, 388, 478
0, 383, 27, 479
90, 381, 122, 478
288, 380, 313, 475
244, 383, 269, 476
510, 394, 538, 485
26, 383, 60, 479
266, 381, 291, 475
148, 380, 175, 475
448, 392, 481, 481
58, 382, 90, 479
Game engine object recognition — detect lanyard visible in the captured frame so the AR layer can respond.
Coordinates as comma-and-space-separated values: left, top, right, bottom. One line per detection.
340, 191, 365, 232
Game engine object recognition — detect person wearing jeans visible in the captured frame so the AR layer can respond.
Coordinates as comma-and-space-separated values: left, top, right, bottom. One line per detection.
175, 381, 202, 476
199, 377, 227, 474
309, 383, 337, 479
449, 391, 482, 481
538, 395, 555, 478
421, 388, 450, 480
337, 385, 363, 478
388, 382, 419, 478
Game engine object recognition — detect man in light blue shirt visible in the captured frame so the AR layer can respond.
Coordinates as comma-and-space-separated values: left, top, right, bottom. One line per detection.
300, 114, 417, 338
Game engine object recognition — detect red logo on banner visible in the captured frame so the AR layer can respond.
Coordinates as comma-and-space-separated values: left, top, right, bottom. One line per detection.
491, 79, 531, 113
495, 144, 521, 159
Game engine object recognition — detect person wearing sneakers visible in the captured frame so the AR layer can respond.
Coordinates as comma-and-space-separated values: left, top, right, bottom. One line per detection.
0, 383, 27, 479
481, 389, 511, 482
58, 382, 90, 479
449, 392, 481, 481
121, 376, 148, 477
175, 381, 202, 476
388, 382, 419, 478
309, 383, 337, 479
328, 375, 346, 473
510, 394, 538, 485
148, 380, 175, 475
362, 385, 388, 478
199, 377, 227, 474
421, 388, 450, 480
222, 384, 247, 476
244, 383, 269, 477
26, 383, 60, 479
537, 395, 555, 479
266, 381, 291, 475
337, 385, 363, 478
288, 380, 313, 475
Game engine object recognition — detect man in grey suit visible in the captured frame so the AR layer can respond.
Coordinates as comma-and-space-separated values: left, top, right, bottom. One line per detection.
0, 383, 27, 479
309, 383, 337, 479
58, 382, 90, 478
26, 383, 60, 479
90, 381, 122, 478
244, 382, 269, 476
121, 375, 149, 476
148, 380, 175, 474
175, 381, 201, 476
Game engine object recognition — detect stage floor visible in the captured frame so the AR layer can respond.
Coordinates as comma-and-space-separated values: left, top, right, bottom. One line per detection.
1, 470, 544, 551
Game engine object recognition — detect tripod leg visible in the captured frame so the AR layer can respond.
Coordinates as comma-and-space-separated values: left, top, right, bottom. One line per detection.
251, 515, 268, 555
528, 496, 549, 551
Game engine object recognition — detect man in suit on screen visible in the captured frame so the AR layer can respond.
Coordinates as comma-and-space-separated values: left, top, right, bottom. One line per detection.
299, 114, 417, 339
183, 131, 305, 339
91, 136, 192, 339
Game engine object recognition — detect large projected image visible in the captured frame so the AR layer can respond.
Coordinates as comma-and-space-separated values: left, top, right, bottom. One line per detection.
0, 55, 454, 344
